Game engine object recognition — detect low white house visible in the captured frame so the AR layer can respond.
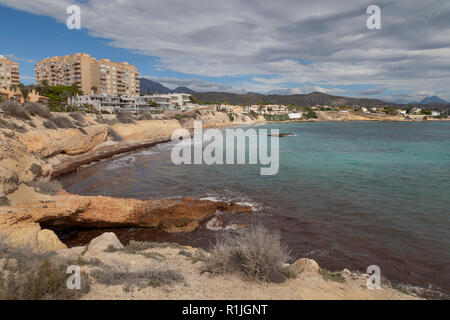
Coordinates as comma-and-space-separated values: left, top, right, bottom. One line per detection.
288, 112, 302, 119
431, 111, 441, 117
410, 107, 422, 115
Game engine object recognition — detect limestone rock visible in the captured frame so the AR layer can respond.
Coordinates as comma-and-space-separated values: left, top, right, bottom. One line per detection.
0, 224, 67, 253
289, 258, 320, 274
84, 232, 124, 258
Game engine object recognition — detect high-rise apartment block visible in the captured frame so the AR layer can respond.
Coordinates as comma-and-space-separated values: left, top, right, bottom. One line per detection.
35, 53, 139, 96
0, 55, 20, 88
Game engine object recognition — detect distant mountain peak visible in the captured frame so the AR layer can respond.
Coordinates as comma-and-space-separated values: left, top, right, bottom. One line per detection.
139, 78, 196, 94
173, 87, 195, 94
418, 95, 448, 104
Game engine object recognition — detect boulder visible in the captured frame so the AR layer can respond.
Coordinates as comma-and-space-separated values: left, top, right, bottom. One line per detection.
84, 232, 124, 258
0, 224, 67, 254
289, 258, 320, 275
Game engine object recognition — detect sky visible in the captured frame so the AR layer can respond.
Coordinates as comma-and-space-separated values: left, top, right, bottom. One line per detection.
1, 0, 450, 103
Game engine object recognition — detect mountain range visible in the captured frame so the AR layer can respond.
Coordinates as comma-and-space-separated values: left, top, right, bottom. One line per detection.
413, 96, 449, 104
139, 78, 195, 94
139, 78, 449, 110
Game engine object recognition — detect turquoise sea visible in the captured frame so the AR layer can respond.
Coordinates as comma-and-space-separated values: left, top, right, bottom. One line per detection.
60, 121, 450, 298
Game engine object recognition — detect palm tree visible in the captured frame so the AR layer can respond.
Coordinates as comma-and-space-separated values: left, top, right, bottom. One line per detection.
91, 86, 98, 95
18, 83, 30, 104
36, 80, 50, 95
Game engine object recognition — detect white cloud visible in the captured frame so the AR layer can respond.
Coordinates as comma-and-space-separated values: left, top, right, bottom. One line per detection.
1, 0, 450, 99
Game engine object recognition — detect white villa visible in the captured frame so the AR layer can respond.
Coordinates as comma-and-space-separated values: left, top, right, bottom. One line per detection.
288, 112, 302, 119
431, 111, 441, 117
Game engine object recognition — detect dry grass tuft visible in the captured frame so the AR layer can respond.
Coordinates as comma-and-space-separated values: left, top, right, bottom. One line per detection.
68, 112, 85, 124
51, 116, 76, 129
116, 111, 135, 124
23, 103, 52, 119
1, 102, 31, 121
0, 237, 90, 300
91, 267, 183, 290
43, 120, 58, 130
204, 224, 291, 283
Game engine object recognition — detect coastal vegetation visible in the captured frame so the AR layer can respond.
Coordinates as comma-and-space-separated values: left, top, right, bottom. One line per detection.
263, 114, 289, 121
0, 236, 90, 300
318, 269, 346, 283
203, 224, 291, 283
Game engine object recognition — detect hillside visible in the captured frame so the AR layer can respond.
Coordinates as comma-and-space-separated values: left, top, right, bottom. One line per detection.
138, 78, 450, 111
192, 91, 397, 107
139, 78, 172, 94
418, 96, 448, 104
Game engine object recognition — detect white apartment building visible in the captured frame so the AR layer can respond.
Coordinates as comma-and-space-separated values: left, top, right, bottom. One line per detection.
71, 92, 192, 112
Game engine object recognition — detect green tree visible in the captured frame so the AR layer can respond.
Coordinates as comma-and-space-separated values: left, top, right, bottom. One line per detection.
36, 80, 50, 95
189, 95, 198, 103
18, 83, 31, 103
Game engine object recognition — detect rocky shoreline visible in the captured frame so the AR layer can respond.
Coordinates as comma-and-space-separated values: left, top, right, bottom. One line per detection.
0, 106, 431, 299
1, 108, 264, 252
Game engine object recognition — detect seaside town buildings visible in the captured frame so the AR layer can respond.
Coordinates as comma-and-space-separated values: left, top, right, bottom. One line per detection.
2, 52, 447, 118
71, 92, 192, 113
35, 53, 139, 96
0, 55, 20, 88
0, 86, 49, 104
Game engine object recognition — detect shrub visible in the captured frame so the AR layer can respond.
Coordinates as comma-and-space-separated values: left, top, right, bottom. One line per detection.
23, 103, 52, 119
0, 196, 10, 207
95, 116, 117, 125
203, 224, 291, 283
27, 179, 63, 195
137, 113, 153, 121
304, 110, 318, 119
116, 111, 135, 124
318, 269, 346, 283
43, 120, 58, 130
51, 116, 76, 129
68, 112, 85, 124
0, 242, 90, 300
29, 163, 43, 177
123, 240, 154, 253
107, 128, 123, 142
249, 110, 258, 119
1, 102, 31, 121
91, 267, 183, 290
0, 260, 90, 300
